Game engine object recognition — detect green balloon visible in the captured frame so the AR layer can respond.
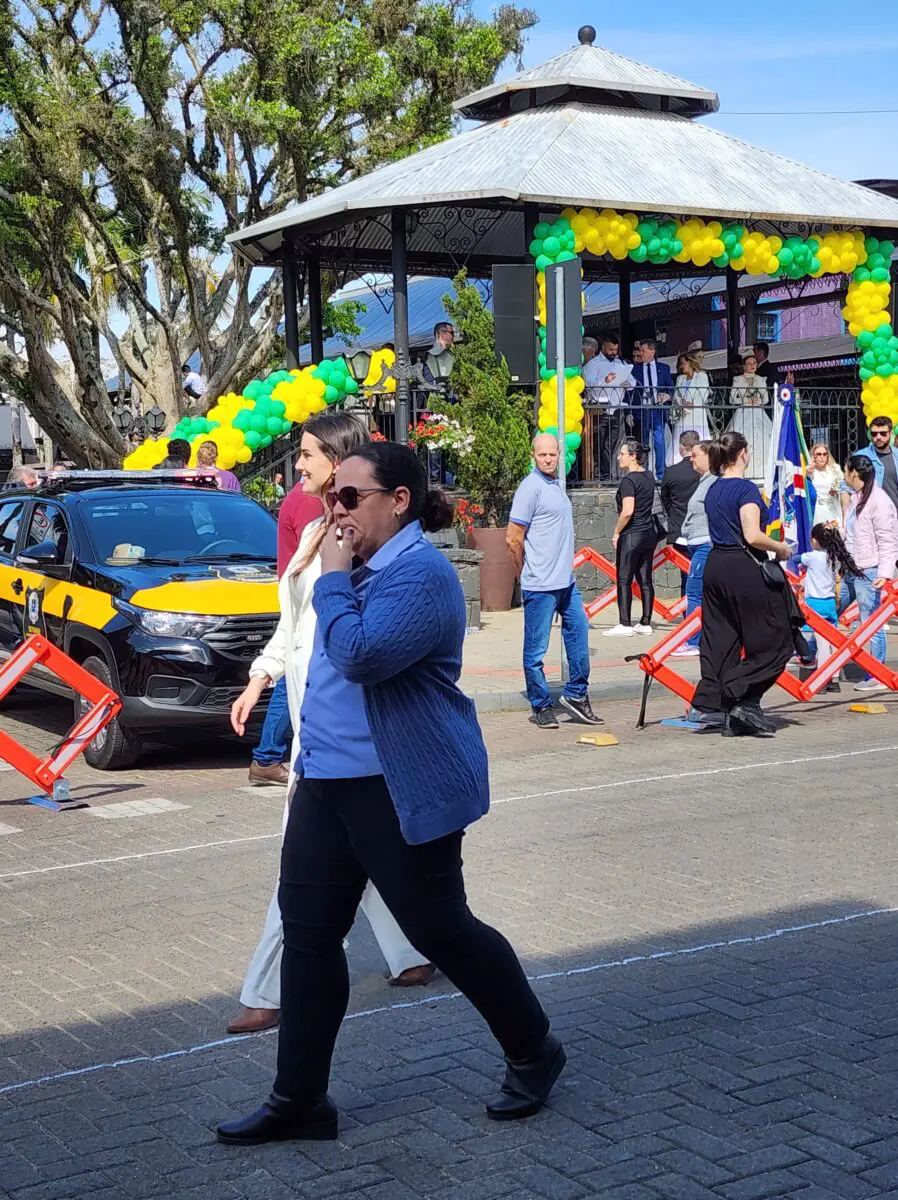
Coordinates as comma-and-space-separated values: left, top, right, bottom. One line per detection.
859, 367, 874, 380
565, 431, 582, 450
249, 414, 267, 433
857, 330, 875, 348
557, 249, 577, 262
242, 380, 262, 400
871, 267, 890, 283
636, 222, 655, 240
324, 384, 339, 403
778, 248, 794, 267
543, 236, 561, 257
876, 363, 893, 377
534, 222, 551, 240
270, 400, 286, 418
343, 377, 359, 394
876, 323, 893, 339
260, 434, 272, 448
529, 239, 544, 258
266, 417, 282, 434
712, 254, 729, 268
540, 367, 554, 381
854, 267, 872, 283
630, 245, 649, 263
880, 240, 895, 257
535, 254, 551, 272
244, 431, 262, 450
280, 419, 291, 434
254, 398, 272, 418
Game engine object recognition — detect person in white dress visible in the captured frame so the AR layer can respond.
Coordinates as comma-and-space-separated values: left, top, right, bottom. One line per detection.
727, 353, 774, 484
807, 442, 844, 527
668, 352, 712, 464
225, 411, 431, 1036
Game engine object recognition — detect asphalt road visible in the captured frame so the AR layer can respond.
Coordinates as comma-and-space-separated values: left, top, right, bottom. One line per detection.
2, 683, 898, 1198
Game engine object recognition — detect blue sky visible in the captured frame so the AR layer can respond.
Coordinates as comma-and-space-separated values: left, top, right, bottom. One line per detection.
485, 1, 897, 182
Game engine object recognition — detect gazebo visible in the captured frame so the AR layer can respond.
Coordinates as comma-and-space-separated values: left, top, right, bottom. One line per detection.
228, 25, 898, 448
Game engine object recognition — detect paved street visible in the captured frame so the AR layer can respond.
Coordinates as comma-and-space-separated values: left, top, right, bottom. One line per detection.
3, 682, 898, 1198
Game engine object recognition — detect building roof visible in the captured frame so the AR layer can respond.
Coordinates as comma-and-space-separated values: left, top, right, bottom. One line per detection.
228, 29, 898, 268
454, 29, 719, 121
230, 103, 898, 268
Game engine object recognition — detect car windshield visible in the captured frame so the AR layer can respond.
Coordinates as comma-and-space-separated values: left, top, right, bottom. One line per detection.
81, 490, 277, 564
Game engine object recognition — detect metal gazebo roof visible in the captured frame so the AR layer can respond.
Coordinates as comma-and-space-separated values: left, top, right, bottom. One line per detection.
228, 29, 898, 271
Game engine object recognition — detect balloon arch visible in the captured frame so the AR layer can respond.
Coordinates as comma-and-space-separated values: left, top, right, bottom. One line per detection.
126, 216, 894, 474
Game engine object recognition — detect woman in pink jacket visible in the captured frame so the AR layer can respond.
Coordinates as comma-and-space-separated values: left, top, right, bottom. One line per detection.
842, 454, 898, 691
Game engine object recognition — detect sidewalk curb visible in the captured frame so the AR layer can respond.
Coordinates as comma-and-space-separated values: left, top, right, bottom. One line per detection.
467, 678, 653, 713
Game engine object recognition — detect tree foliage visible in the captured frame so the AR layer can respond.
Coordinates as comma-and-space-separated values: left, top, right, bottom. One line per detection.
443, 271, 532, 526
0, 0, 535, 463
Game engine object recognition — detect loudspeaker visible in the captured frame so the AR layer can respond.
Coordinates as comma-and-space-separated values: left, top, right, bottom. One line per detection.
492, 265, 538, 385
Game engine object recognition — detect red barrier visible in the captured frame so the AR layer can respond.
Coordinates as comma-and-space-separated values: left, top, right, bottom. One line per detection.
574, 544, 691, 623
632, 578, 898, 725
0, 636, 122, 808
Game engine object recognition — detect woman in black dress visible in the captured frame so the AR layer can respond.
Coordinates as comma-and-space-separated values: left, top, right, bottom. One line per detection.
692, 431, 794, 735
604, 439, 658, 638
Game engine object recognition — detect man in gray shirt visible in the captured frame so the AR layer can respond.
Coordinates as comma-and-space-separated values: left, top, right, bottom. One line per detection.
844, 416, 898, 516
506, 434, 603, 730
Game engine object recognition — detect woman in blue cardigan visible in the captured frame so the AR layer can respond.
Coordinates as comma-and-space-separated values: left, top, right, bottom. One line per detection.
217, 443, 564, 1146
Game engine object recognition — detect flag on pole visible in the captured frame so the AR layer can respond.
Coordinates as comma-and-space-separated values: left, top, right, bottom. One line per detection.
766, 385, 817, 553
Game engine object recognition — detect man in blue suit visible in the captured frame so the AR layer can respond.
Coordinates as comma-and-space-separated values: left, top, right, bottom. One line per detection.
630, 339, 674, 482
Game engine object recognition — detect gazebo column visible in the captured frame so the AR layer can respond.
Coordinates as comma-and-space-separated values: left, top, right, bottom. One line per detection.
282, 233, 300, 370
391, 208, 410, 445
307, 252, 325, 364
726, 267, 741, 360
618, 261, 631, 355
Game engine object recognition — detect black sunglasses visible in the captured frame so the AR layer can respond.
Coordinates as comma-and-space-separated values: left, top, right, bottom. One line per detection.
326, 486, 390, 512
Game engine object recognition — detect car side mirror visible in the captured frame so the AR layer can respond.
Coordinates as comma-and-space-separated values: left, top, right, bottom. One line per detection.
18, 540, 64, 567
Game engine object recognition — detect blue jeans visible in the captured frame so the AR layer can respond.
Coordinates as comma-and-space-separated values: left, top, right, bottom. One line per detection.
841, 568, 886, 670
641, 409, 668, 481
522, 584, 590, 711
684, 542, 711, 647
253, 676, 292, 765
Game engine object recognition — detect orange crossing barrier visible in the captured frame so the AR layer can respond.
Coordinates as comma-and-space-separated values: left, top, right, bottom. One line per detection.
631, 578, 898, 727
0, 636, 122, 809
574, 544, 691, 624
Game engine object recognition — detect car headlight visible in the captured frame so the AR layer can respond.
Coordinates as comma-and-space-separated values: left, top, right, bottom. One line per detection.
114, 599, 225, 639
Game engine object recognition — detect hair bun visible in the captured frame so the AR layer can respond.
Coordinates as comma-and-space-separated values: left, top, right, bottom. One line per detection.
421, 487, 454, 533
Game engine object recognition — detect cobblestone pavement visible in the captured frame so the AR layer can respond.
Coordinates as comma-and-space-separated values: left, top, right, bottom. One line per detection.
3, 684, 898, 1198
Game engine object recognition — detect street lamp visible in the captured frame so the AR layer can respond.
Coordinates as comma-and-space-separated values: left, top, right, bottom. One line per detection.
347, 349, 372, 384
112, 403, 133, 435
145, 405, 166, 435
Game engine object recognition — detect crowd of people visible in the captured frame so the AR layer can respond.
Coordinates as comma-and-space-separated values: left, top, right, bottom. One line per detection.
506, 411, 898, 738
582, 334, 787, 484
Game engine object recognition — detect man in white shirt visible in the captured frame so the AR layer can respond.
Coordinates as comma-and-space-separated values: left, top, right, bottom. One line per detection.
182, 363, 207, 400
583, 334, 633, 481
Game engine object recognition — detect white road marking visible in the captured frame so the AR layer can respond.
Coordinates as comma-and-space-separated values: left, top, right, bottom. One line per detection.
0, 903, 892, 1098
89, 798, 189, 819
0, 833, 280, 881
3, 743, 898, 880
492, 743, 898, 805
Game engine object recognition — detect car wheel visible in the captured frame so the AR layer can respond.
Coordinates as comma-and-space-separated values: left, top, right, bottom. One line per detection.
76, 655, 141, 770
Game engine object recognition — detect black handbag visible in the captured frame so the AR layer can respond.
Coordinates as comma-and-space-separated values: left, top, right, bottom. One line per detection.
742, 544, 809, 642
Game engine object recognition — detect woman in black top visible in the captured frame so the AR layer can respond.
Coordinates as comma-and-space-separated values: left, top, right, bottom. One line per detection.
604, 439, 658, 637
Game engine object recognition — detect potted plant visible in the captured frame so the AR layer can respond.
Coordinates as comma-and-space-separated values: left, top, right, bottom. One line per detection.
441, 273, 533, 610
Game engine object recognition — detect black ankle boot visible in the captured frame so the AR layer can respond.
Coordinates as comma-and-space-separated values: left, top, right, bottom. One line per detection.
486, 1033, 566, 1121
216, 1092, 338, 1145
729, 702, 776, 736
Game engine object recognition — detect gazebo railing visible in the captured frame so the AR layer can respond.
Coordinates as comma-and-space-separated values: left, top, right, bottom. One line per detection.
574, 386, 864, 486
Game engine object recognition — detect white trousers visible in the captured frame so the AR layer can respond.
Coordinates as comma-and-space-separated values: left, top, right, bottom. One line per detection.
239, 798, 428, 1009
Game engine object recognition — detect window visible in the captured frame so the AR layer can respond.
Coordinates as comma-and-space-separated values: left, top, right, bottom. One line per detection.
25, 503, 69, 561
0, 500, 23, 558
756, 311, 781, 341
81, 491, 276, 563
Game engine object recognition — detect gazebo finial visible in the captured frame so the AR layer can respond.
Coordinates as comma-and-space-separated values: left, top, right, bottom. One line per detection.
577, 25, 596, 45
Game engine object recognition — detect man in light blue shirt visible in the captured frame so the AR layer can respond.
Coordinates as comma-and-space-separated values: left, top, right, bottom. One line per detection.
506, 434, 602, 730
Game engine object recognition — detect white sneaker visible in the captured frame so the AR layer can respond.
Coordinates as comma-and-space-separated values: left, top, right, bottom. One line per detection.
603, 624, 635, 637
670, 645, 700, 657
854, 679, 888, 693
634, 624, 653, 635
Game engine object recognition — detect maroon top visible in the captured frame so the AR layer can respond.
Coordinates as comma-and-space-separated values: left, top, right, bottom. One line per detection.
277, 486, 324, 577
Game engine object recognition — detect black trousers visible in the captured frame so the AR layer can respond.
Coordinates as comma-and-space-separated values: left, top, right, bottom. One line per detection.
616, 528, 657, 626
274, 775, 549, 1100
597, 410, 624, 481
692, 546, 794, 713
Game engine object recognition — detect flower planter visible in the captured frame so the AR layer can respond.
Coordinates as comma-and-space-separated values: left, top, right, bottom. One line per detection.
466, 526, 516, 612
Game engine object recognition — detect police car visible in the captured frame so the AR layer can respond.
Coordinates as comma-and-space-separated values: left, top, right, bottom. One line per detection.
0, 471, 279, 768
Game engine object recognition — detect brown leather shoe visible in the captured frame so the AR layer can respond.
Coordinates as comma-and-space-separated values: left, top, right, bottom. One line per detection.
388, 964, 436, 988
227, 1006, 280, 1034
248, 761, 289, 786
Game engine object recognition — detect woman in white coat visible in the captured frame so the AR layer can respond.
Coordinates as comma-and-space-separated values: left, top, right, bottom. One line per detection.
226, 411, 431, 1035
